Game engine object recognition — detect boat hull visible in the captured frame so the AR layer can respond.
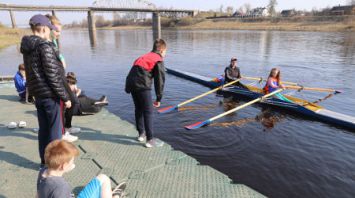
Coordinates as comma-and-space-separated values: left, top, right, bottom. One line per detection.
166, 68, 355, 131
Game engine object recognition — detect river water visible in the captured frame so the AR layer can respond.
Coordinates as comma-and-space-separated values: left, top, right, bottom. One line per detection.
1, 29, 355, 198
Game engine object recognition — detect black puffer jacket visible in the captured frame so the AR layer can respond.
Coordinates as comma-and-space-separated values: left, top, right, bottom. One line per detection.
20, 35, 69, 102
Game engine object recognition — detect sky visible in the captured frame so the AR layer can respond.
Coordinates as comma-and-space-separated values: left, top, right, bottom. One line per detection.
0, 0, 349, 26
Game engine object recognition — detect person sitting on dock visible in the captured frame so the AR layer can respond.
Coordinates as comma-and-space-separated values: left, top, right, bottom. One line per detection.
125, 39, 166, 148
263, 68, 292, 102
37, 140, 126, 198
64, 72, 108, 135
13, 63, 29, 102
224, 57, 245, 88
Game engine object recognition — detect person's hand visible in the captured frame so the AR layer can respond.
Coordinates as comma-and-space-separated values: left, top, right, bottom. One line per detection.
153, 101, 160, 108
65, 100, 72, 109
280, 84, 286, 89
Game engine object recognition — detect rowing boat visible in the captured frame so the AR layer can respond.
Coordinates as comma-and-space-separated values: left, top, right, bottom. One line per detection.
166, 68, 355, 130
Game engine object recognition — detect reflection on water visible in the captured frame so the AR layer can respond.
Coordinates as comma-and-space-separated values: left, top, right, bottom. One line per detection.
1, 29, 355, 198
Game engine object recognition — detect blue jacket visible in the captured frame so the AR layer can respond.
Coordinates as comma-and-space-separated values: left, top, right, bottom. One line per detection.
14, 71, 26, 96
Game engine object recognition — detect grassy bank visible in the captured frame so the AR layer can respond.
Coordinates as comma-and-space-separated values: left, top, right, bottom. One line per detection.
0, 25, 26, 49
90, 15, 355, 32
176, 19, 355, 32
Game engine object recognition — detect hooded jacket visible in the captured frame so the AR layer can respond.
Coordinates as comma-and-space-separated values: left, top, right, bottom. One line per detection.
20, 35, 69, 102
125, 51, 165, 102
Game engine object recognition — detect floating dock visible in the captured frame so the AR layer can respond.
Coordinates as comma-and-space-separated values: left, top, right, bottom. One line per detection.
0, 82, 265, 198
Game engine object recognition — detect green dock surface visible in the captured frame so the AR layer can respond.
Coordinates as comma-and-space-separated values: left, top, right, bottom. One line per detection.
0, 83, 265, 198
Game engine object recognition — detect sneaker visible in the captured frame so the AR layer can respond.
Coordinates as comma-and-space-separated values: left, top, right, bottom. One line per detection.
137, 134, 146, 142
62, 132, 78, 142
65, 127, 81, 134
99, 95, 107, 102
145, 138, 164, 148
112, 182, 127, 198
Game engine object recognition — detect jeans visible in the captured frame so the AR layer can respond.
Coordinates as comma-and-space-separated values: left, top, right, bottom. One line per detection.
35, 97, 63, 164
131, 90, 154, 141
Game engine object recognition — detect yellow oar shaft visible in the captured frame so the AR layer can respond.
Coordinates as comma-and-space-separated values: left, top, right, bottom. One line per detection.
209, 89, 284, 122
242, 76, 298, 86
285, 85, 336, 93
177, 78, 242, 107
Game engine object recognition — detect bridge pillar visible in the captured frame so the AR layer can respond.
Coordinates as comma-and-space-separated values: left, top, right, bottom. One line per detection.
9, 10, 17, 28
87, 10, 97, 46
152, 12, 161, 40
52, 10, 56, 16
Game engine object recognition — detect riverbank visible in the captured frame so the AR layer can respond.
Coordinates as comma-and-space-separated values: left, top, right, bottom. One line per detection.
90, 15, 355, 32
176, 19, 355, 32
0, 26, 26, 49
0, 82, 265, 198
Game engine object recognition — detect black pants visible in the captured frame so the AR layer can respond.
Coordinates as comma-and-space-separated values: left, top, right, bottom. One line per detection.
35, 97, 62, 165
131, 90, 153, 141
64, 95, 103, 128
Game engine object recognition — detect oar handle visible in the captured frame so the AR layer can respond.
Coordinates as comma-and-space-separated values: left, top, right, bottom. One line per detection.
242, 76, 298, 86
177, 78, 241, 107
209, 89, 284, 122
285, 85, 338, 93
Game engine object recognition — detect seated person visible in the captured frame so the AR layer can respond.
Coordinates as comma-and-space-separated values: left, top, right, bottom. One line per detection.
65, 72, 108, 133
224, 57, 246, 88
37, 140, 126, 198
263, 68, 292, 102
13, 64, 32, 102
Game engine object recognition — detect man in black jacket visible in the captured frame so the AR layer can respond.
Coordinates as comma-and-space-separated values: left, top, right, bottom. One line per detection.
125, 39, 166, 148
224, 57, 246, 88
20, 14, 71, 166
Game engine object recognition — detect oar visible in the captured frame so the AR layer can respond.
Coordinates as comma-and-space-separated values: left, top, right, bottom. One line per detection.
285, 85, 342, 94
158, 78, 242, 114
242, 76, 299, 86
184, 89, 284, 130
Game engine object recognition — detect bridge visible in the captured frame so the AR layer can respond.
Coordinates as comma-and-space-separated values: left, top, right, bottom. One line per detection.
0, 1, 198, 45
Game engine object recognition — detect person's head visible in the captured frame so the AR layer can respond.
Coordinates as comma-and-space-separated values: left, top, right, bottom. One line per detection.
66, 72, 77, 85
18, 64, 25, 72
29, 14, 58, 41
269, 68, 281, 82
18, 64, 25, 76
230, 57, 237, 67
44, 140, 79, 173
46, 14, 62, 39
152, 39, 167, 57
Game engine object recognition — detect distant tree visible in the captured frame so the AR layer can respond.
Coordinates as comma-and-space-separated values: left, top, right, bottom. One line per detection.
219, 5, 224, 13
226, 6, 234, 15
244, 3, 252, 14
268, 0, 278, 17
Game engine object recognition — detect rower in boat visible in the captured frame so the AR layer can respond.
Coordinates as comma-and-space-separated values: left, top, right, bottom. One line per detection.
224, 57, 246, 88
263, 68, 293, 102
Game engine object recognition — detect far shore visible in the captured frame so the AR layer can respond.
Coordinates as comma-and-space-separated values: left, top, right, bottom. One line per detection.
0, 27, 27, 50
75, 18, 355, 32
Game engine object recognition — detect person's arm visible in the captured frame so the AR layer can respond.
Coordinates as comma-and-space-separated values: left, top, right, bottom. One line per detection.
268, 79, 279, 88
39, 43, 69, 102
237, 67, 241, 79
153, 61, 165, 103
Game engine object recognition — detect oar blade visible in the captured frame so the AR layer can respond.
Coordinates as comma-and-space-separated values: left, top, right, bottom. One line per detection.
184, 120, 210, 130
158, 105, 177, 114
